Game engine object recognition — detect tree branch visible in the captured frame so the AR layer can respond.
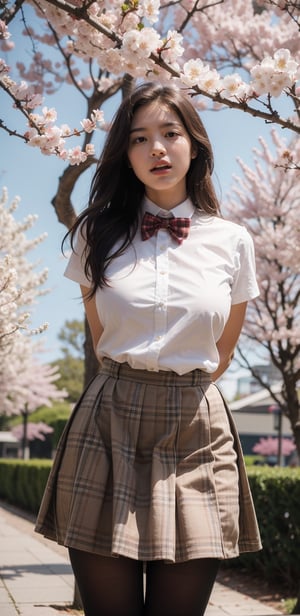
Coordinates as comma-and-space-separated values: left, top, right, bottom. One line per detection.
51, 156, 96, 229
0, 0, 25, 24
236, 343, 285, 408
31, 0, 300, 134
50, 75, 126, 225
0, 118, 28, 140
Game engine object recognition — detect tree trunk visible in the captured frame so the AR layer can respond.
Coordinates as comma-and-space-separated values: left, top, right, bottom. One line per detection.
21, 408, 30, 460
293, 426, 300, 463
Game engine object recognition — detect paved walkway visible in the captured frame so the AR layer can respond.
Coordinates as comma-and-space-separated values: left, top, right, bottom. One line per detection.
0, 502, 283, 616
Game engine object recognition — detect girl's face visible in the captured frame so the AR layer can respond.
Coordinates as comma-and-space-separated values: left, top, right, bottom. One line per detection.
127, 101, 195, 210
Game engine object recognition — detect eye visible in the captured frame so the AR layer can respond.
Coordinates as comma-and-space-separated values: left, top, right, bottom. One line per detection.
165, 131, 180, 138
131, 135, 146, 144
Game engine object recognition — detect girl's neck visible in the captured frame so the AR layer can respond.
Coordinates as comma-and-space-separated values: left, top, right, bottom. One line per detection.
145, 190, 188, 211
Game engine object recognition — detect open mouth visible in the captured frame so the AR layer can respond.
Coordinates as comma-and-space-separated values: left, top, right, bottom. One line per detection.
150, 164, 171, 172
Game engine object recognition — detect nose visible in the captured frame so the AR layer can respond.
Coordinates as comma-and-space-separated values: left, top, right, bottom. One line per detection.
151, 139, 166, 157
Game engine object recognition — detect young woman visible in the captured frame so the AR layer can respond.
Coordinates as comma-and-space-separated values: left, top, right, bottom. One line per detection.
35, 82, 262, 616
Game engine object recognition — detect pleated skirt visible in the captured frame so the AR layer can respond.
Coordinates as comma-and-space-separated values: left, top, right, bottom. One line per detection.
35, 358, 262, 562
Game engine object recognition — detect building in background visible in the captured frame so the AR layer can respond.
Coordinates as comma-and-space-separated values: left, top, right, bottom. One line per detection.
230, 383, 294, 463
0, 432, 19, 458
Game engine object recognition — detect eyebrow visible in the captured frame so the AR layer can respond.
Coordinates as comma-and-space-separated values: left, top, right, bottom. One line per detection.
129, 122, 181, 134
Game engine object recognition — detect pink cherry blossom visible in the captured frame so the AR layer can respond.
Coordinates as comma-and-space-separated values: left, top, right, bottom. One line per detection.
1, 1, 300, 161
253, 437, 296, 457
182, 58, 207, 87
273, 48, 298, 74
225, 128, 300, 452
0, 188, 66, 416
85, 143, 95, 156
251, 49, 298, 96
67, 145, 88, 165
161, 30, 184, 63
0, 19, 11, 40
80, 118, 96, 133
122, 27, 161, 59
12, 422, 54, 442
220, 73, 250, 101
137, 0, 160, 25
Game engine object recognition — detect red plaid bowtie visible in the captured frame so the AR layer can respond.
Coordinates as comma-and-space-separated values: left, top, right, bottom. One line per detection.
141, 211, 191, 244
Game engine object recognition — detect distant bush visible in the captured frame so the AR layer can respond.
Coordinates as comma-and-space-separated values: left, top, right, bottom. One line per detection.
0, 459, 52, 514
235, 466, 300, 592
243, 455, 265, 466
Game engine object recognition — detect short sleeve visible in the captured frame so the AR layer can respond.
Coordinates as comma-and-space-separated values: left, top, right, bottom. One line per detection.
231, 228, 259, 304
64, 224, 92, 287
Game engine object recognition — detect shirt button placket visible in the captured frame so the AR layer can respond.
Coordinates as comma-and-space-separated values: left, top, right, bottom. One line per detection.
145, 230, 170, 372
154, 233, 169, 359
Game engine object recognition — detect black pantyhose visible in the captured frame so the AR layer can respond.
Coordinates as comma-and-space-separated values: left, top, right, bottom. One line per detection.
144, 558, 219, 616
69, 549, 144, 616
69, 548, 219, 616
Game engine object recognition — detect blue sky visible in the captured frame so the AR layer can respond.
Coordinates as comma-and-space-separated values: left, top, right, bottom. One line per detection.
1, 15, 291, 397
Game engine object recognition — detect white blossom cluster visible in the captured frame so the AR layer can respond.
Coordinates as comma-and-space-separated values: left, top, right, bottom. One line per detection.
0, 187, 48, 340
0, 255, 31, 339
0, 0, 299, 161
0, 334, 67, 415
225, 131, 300, 369
0, 188, 67, 415
182, 49, 298, 100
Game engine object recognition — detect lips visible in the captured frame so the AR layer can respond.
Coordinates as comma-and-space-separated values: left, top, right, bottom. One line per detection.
150, 162, 172, 172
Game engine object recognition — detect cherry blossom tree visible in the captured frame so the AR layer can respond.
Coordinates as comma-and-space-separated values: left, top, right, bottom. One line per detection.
0, 187, 67, 426
0, 1, 299, 215
12, 421, 54, 459
252, 436, 296, 457
225, 130, 300, 457
0, 186, 48, 344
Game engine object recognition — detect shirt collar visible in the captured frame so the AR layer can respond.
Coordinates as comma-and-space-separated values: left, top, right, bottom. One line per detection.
142, 196, 195, 219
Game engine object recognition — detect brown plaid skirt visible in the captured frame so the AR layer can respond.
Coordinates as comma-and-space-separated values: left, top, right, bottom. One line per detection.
35, 358, 262, 562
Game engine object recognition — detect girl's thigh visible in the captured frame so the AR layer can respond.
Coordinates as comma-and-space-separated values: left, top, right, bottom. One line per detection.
144, 557, 219, 616
69, 548, 144, 616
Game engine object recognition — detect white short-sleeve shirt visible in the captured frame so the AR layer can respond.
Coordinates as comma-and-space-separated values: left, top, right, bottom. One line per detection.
64, 198, 259, 375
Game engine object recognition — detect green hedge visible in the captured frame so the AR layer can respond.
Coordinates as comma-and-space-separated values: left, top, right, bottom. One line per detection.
237, 466, 300, 591
0, 460, 299, 591
0, 459, 52, 514
243, 455, 265, 466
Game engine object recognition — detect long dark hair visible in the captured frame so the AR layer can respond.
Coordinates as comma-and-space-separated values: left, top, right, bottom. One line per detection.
65, 82, 220, 294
